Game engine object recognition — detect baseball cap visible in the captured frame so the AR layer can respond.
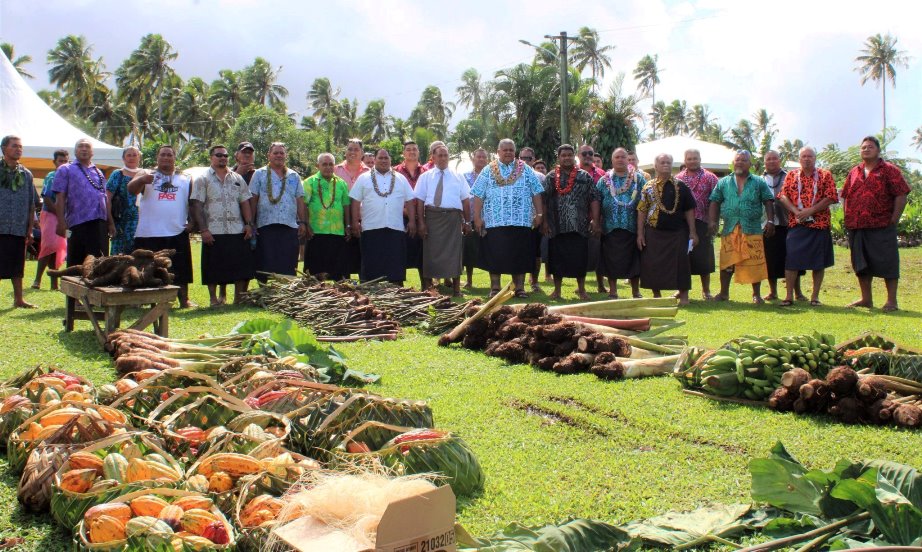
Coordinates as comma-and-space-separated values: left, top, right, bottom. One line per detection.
236, 142, 255, 152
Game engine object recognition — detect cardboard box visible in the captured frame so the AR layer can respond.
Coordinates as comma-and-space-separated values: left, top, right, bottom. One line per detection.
273, 484, 457, 552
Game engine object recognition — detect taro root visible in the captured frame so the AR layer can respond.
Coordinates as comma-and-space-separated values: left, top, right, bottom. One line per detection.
792, 398, 808, 414
799, 379, 831, 412
465, 318, 490, 338
591, 361, 625, 380
517, 303, 549, 323
535, 356, 560, 371
826, 366, 859, 396
856, 380, 887, 404
867, 398, 895, 424
577, 334, 630, 356
492, 342, 527, 364
593, 352, 617, 366
893, 404, 922, 428
461, 334, 487, 350
537, 313, 564, 325
540, 323, 579, 343
828, 397, 862, 424
768, 387, 797, 412
484, 341, 502, 356
552, 354, 586, 375
781, 368, 810, 392
553, 341, 577, 357
496, 322, 528, 340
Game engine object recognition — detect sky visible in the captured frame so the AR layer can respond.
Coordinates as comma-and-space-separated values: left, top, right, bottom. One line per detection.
2, 0, 921, 161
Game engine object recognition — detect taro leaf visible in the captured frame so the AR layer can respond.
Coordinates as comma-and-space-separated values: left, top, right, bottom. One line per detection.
857, 459, 922, 509
750, 442, 825, 515
231, 318, 276, 335
623, 503, 754, 549
456, 518, 633, 551
831, 468, 922, 545
762, 514, 822, 537
340, 368, 380, 385
269, 319, 321, 355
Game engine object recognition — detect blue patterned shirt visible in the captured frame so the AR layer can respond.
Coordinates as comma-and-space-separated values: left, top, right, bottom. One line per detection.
596, 171, 645, 234
471, 161, 543, 228
249, 166, 305, 229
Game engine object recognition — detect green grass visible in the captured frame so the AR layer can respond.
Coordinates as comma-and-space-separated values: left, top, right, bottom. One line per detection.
1, 245, 921, 549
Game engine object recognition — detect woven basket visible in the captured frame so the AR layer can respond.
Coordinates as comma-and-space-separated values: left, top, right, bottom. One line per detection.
159, 392, 252, 459
109, 370, 224, 427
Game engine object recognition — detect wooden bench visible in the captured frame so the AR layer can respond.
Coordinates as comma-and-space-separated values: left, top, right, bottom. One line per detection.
60, 276, 179, 347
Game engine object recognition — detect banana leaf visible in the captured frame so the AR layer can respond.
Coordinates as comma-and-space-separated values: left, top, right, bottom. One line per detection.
73, 487, 235, 551
159, 392, 252, 459
193, 410, 290, 458
622, 503, 770, 549
109, 370, 223, 426
234, 472, 295, 552
50, 431, 183, 529
457, 518, 633, 551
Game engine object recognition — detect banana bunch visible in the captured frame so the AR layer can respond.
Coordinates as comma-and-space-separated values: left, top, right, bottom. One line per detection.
693, 332, 840, 401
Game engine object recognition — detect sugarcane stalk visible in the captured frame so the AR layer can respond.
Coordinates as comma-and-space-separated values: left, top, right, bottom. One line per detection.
440, 282, 514, 344
547, 296, 678, 315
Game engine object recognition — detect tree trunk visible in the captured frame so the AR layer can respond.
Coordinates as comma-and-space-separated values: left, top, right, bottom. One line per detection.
652, 85, 656, 139
881, 80, 887, 137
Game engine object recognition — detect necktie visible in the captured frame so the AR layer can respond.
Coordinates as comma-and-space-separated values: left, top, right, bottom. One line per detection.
433, 170, 444, 208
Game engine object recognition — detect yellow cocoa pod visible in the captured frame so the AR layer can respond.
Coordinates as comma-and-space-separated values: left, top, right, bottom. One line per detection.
173, 535, 214, 551
84, 502, 131, 526
201, 453, 263, 478
40, 407, 83, 426
59, 468, 97, 493
158, 504, 184, 531
35, 423, 65, 440
126, 458, 153, 483
129, 495, 170, 518
207, 472, 234, 493
179, 509, 220, 536
145, 461, 181, 482
97, 405, 126, 424
61, 391, 87, 402
88, 514, 127, 544
68, 451, 104, 474
172, 496, 213, 512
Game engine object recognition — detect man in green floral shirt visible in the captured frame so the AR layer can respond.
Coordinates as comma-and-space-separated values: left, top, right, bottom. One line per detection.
708, 150, 775, 304
303, 153, 351, 281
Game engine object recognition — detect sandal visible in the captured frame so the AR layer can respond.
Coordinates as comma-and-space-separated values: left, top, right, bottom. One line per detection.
779, 299, 794, 307
809, 300, 822, 307
752, 296, 765, 305
488, 289, 500, 298
514, 289, 529, 299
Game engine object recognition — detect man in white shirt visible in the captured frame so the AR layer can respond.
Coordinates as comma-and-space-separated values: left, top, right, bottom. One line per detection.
127, 145, 194, 308
415, 144, 471, 296
349, 149, 417, 284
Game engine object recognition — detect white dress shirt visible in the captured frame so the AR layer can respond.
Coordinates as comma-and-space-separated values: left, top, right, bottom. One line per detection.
350, 170, 414, 232
414, 167, 471, 210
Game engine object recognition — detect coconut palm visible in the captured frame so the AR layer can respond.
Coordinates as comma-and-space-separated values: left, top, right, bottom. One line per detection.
2, 42, 33, 79
662, 100, 690, 136
360, 99, 391, 142
88, 89, 134, 145
778, 138, 805, 165
243, 57, 288, 107
913, 127, 922, 152
335, 98, 359, 143
116, 34, 179, 123
854, 33, 909, 135
649, 101, 667, 138
725, 119, 757, 154
699, 123, 726, 145
633, 54, 660, 138
209, 69, 249, 119
47, 35, 101, 109
173, 77, 216, 142
306, 77, 340, 124
689, 104, 713, 138
752, 108, 777, 155
569, 27, 615, 88
417, 85, 455, 128
589, 72, 642, 156
456, 68, 485, 114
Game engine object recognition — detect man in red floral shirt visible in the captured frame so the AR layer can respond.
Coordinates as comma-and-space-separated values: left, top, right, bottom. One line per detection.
841, 136, 910, 312
676, 149, 719, 300
776, 147, 837, 307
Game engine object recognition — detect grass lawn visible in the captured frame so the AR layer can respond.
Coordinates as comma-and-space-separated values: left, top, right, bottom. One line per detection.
1, 244, 921, 549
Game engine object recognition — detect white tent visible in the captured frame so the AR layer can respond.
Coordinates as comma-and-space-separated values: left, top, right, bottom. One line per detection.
634, 135, 800, 174
0, 52, 123, 177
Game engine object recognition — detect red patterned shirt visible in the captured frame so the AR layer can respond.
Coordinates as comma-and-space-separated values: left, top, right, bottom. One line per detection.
841, 160, 910, 230
581, 163, 606, 182
676, 168, 719, 222
394, 162, 427, 189
779, 168, 838, 229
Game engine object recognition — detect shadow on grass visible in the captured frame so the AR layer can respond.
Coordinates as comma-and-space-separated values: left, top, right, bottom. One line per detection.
14, 306, 66, 322
55, 330, 111, 362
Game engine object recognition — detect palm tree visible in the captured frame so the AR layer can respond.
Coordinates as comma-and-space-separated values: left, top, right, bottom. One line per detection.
173, 77, 215, 142
633, 54, 660, 138
47, 35, 101, 109
335, 98, 359, 143
569, 27, 615, 88
209, 69, 249, 119
417, 85, 454, 128
778, 138, 805, 165
116, 34, 179, 124
912, 127, 922, 152
88, 89, 133, 145
243, 57, 288, 107
854, 33, 909, 135
649, 101, 667, 138
2, 42, 34, 79
689, 104, 713, 138
589, 72, 642, 155
456, 68, 484, 113
752, 108, 777, 156
662, 100, 689, 136
306, 77, 340, 123
700, 123, 725, 145
725, 120, 757, 155
360, 99, 391, 142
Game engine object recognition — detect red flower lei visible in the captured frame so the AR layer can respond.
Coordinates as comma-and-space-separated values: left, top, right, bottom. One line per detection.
554, 165, 578, 195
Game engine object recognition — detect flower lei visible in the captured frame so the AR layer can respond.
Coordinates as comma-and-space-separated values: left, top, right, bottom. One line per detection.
651, 178, 681, 215
316, 175, 338, 209
604, 169, 639, 207
0, 160, 24, 191
265, 166, 288, 205
488, 160, 524, 186
371, 169, 396, 198
554, 165, 578, 195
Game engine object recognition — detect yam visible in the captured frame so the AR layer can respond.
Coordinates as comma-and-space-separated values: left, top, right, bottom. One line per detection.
591, 361, 625, 380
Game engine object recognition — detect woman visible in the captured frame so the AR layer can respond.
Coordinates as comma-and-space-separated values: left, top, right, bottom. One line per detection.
33, 149, 69, 290
597, 148, 644, 298
106, 146, 143, 255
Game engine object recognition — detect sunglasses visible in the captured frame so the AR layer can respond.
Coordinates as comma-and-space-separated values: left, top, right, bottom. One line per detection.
519, 156, 533, 161
213, 153, 229, 158
580, 151, 595, 157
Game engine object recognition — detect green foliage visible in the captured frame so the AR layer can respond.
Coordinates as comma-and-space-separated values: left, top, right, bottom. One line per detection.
376, 137, 405, 165
225, 104, 326, 174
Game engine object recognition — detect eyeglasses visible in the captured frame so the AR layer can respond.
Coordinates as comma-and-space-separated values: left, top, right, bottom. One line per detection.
580, 151, 594, 157
519, 156, 533, 161
213, 153, 229, 158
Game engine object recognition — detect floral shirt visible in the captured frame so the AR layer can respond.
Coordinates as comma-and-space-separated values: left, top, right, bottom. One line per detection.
249, 166, 305, 229
778, 168, 838, 229
394, 162, 427, 189
471, 161, 543, 229
543, 168, 601, 238
676, 168, 718, 222
597, 170, 645, 234
191, 168, 252, 235
709, 174, 774, 236
303, 173, 350, 236
841, 160, 910, 230
637, 178, 696, 231
51, 161, 108, 227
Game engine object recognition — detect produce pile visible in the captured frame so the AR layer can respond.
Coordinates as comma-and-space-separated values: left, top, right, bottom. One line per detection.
240, 273, 480, 341
0, 321, 483, 551
48, 249, 176, 288
439, 288, 686, 380
459, 442, 922, 551
678, 331, 922, 428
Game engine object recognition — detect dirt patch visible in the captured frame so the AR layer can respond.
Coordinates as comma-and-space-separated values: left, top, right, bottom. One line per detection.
508, 399, 609, 436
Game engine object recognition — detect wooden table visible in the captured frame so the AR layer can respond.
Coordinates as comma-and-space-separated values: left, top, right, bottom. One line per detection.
60, 276, 179, 347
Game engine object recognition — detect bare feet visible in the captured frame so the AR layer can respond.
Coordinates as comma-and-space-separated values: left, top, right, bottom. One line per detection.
608, 292, 619, 299
752, 295, 765, 305
710, 294, 729, 302
14, 301, 37, 309
882, 303, 899, 312
576, 291, 590, 300
596, 284, 607, 294
463, 282, 472, 289
763, 293, 777, 301
548, 291, 562, 300
530, 283, 541, 294
795, 294, 809, 302
847, 300, 873, 308
30, 282, 41, 290
678, 298, 690, 306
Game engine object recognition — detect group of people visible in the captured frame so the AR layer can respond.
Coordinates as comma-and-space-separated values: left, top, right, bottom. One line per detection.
0, 133, 910, 312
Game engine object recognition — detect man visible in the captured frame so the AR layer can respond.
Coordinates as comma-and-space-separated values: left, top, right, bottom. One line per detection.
761, 150, 804, 301
471, 139, 544, 298
33, 149, 69, 290
416, 144, 471, 296
248, 142, 307, 281
543, 144, 601, 300
598, 148, 644, 299
628, 151, 651, 181
533, 159, 548, 175
676, 149, 718, 299
232, 142, 256, 185
841, 136, 910, 311
776, 147, 837, 307
191, 144, 256, 307
52, 138, 110, 266
519, 146, 546, 292
708, 150, 775, 304
578, 144, 608, 294
0, 135, 37, 308
422, 141, 446, 170
128, 145, 195, 308
462, 148, 489, 288
335, 139, 368, 278
350, 149, 417, 284
303, 153, 351, 281
636, 153, 698, 305
593, 153, 605, 170
394, 140, 428, 285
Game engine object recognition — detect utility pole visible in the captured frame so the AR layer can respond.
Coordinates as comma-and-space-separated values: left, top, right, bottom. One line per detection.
545, 31, 572, 146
